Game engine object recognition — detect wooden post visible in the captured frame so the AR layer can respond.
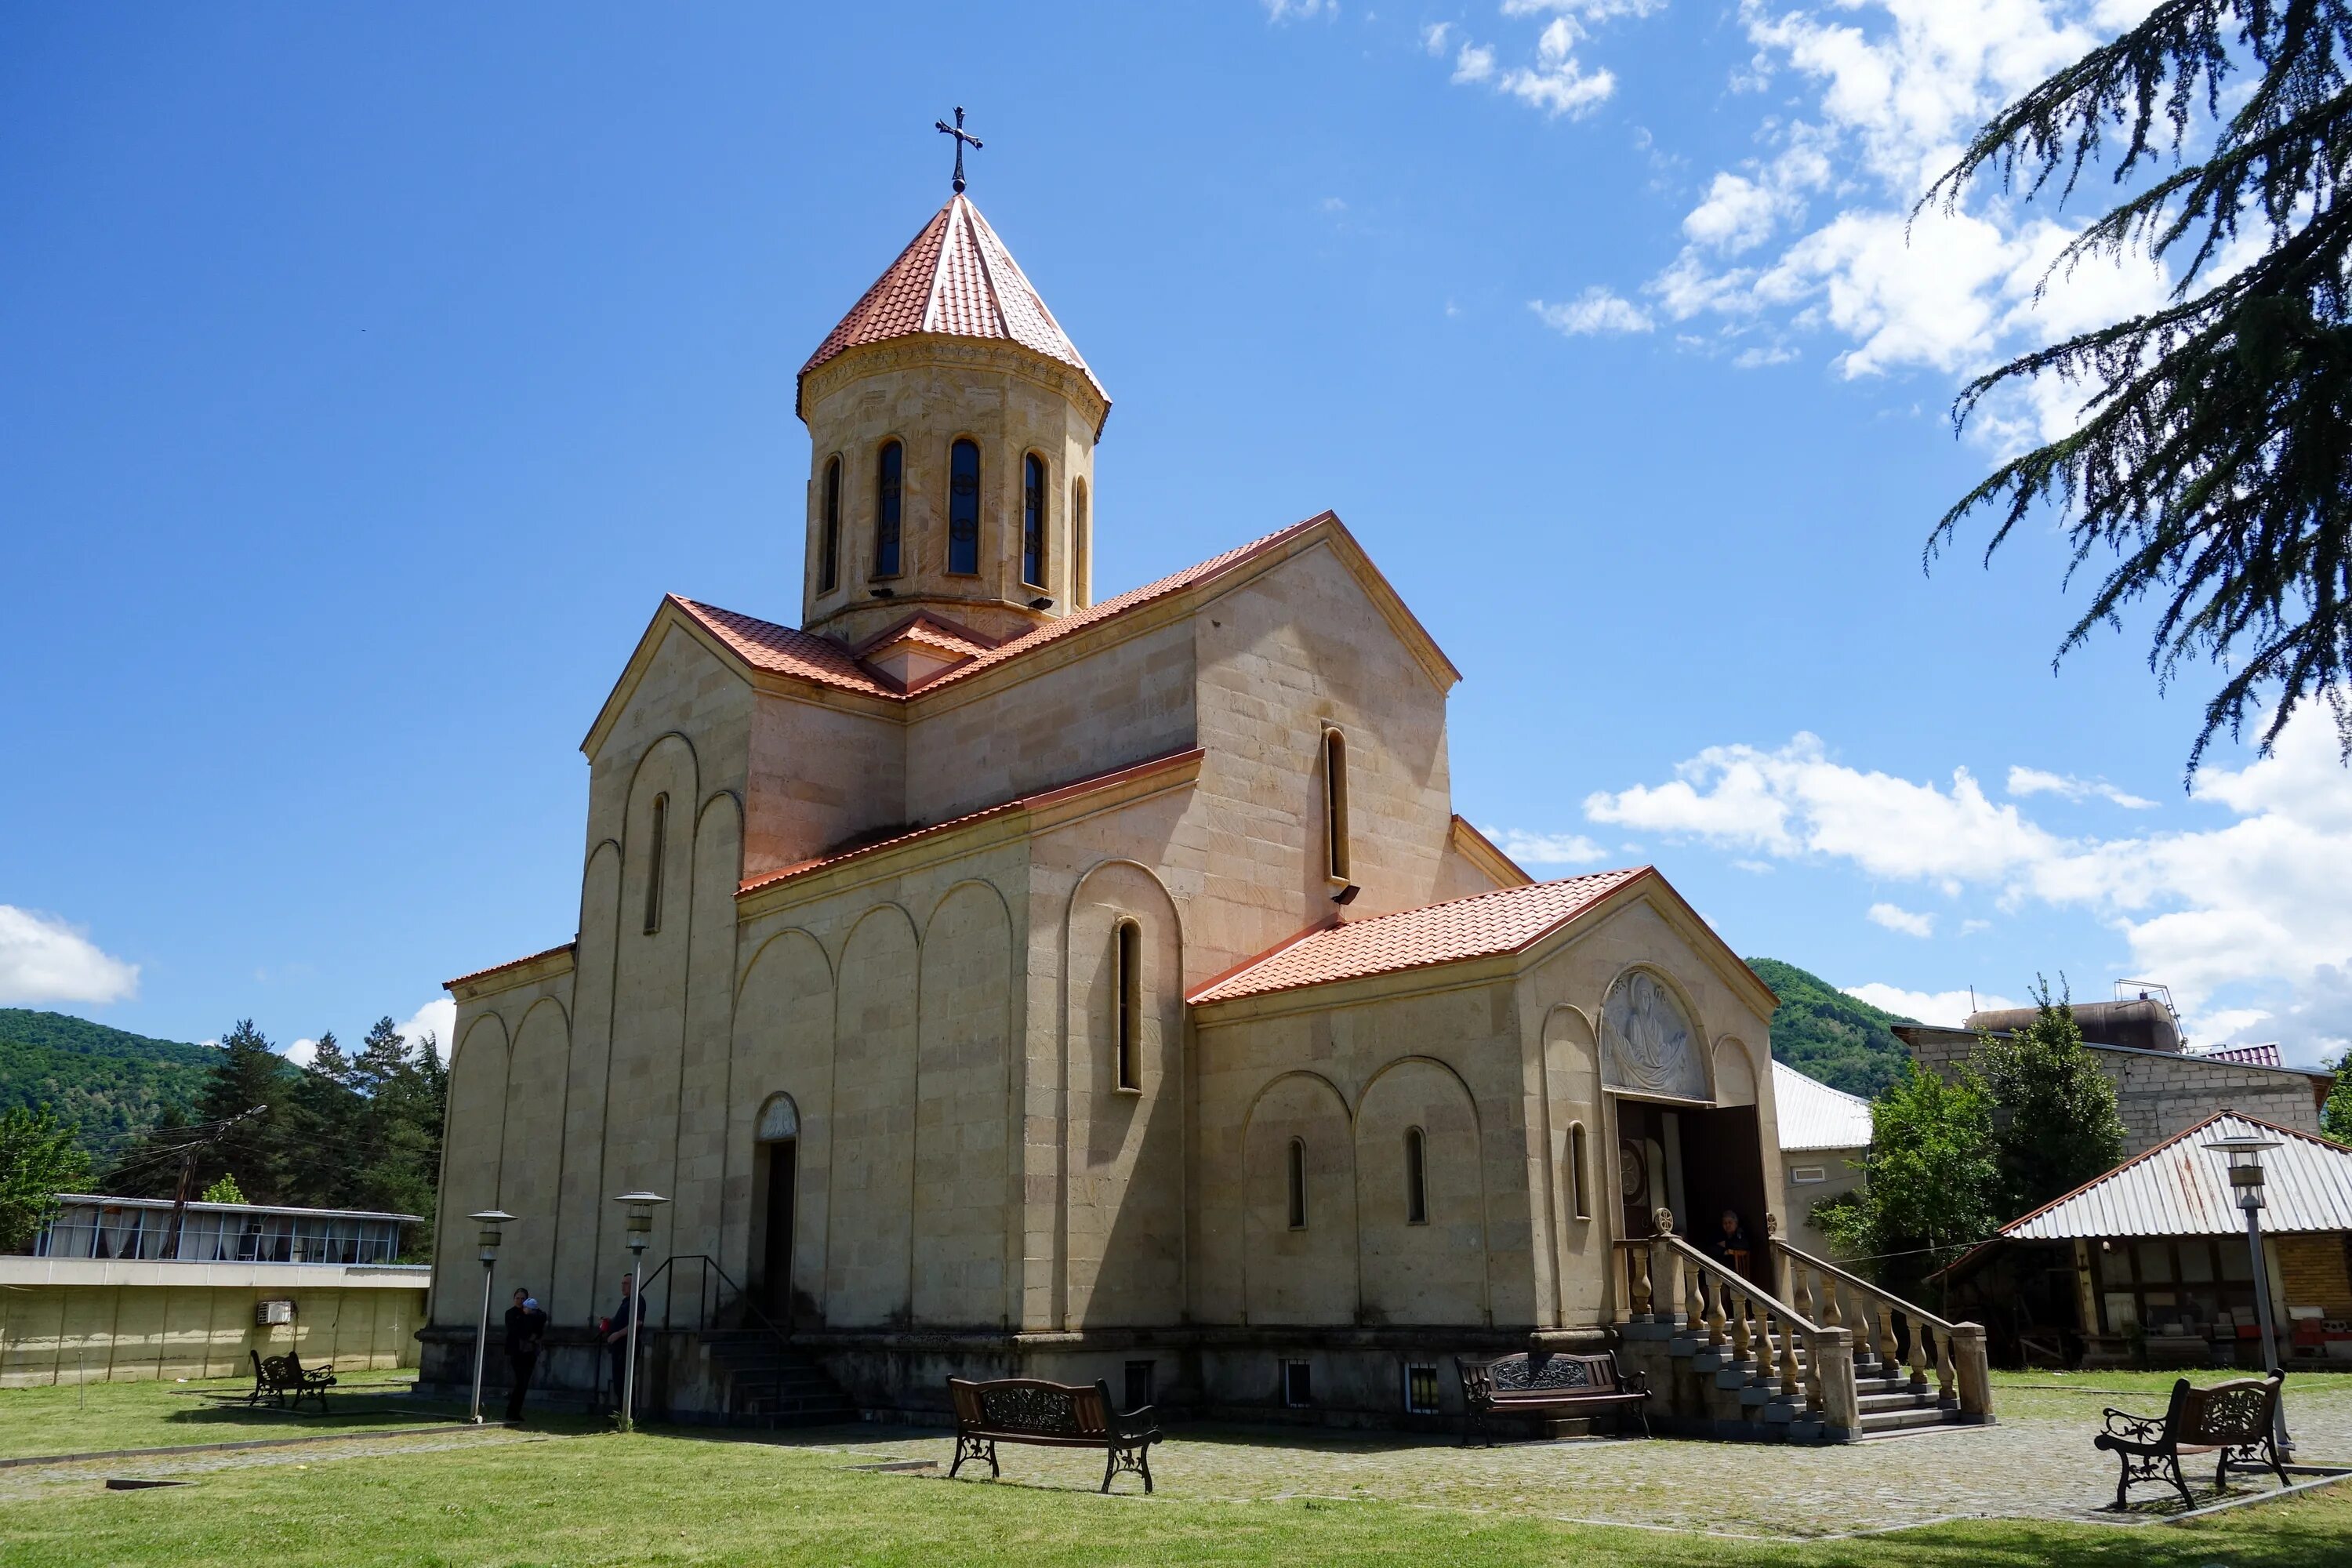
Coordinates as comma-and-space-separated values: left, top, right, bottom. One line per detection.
1813, 1327, 1860, 1436
1950, 1323, 1991, 1419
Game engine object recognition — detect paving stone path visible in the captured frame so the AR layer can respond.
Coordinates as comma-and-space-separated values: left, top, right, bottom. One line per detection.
803, 1378, 2352, 1538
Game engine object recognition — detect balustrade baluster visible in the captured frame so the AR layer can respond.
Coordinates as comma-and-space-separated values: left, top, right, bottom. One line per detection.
1726, 1284, 1750, 1365
1701, 1272, 1725, 1351
1817, 1269, 1842, 1330
1936, 1325, 1957, 1405
1875, 1303, 1899, 1374
1631, 1247, 1652, 1319
1779, 1314, 1803, 1399
1685, 1261, 1704, 1338
1907, 1314, 1932, 1393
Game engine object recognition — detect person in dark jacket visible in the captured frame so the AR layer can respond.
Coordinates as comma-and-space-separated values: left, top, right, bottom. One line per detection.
601, 1275, 639, 1412
1709, 1208, 1751, 1269
503, 1289, 547, 1422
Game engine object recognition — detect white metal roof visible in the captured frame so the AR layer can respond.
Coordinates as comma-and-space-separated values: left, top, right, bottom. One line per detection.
53, 1194, 423, 1224
1772, 1062, 1875, 1152
2005, 1112, 2352, 1240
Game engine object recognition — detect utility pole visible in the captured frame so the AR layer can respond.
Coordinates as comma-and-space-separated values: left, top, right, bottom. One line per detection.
164, 1105, 266, 1259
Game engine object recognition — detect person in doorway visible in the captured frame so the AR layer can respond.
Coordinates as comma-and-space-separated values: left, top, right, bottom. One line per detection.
503, 1289, 547, 1423
1710, 1208, 1751, 1271
602, 1275, 639, 1413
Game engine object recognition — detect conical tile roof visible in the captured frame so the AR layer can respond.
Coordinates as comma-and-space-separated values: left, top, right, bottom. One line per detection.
798, 194, 1108, 423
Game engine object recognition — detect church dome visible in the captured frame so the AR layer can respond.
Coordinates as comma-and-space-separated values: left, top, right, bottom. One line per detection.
797, 194, 1109, 432
794, 193, 1109, 646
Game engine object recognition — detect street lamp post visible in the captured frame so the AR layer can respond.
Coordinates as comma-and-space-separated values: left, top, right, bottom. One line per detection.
613, 1191, 667, 1432
2208, 1135, 2292, 1459
466, 1210, 515, 1425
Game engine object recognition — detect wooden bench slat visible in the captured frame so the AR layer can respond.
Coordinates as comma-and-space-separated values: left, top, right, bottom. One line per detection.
947, 1377, 1160, 1494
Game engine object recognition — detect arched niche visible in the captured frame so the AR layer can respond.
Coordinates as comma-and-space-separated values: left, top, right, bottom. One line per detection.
1599, 968, 1710, 1102
1712, 1036, 1759, 1108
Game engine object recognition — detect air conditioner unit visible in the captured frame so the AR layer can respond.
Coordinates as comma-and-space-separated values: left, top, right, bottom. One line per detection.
255, 1298, 295, 1327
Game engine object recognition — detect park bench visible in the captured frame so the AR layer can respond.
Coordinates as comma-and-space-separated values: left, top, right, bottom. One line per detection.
2093, 1369, 2287, 1509
1457, 1350, 1650, 1446
246, 1348, 337, 1414
946, 1376, 1161, 1494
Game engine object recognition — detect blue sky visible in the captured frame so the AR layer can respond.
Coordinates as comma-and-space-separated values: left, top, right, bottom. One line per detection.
4, 2, 2346, 1069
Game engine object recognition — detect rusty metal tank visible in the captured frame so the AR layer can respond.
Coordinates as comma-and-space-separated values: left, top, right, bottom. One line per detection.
1963, 995, 2183, 1054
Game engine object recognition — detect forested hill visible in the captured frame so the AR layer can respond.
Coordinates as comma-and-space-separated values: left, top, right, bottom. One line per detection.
1744, 959, 1918, 1099
0, 1008, 212, 1154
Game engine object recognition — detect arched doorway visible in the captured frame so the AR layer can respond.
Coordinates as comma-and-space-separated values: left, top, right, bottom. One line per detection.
753, 1094, 799, 1319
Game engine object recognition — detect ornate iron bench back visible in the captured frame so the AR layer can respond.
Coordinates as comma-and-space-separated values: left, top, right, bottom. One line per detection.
1488, 1352, 1613, 1398
2177, 1377, 2276, 1447
956, 1377, 1109, 1438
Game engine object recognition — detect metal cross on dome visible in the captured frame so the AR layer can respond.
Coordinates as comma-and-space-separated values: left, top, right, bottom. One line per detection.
935, 106, 982, 194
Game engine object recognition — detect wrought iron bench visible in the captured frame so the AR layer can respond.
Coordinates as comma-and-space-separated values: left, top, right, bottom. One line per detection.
1457, 1350, 1650, 1446
246, 1348, 337, 1414
946, 1376, 1161, 1494
2094, 1369, 2287, 1509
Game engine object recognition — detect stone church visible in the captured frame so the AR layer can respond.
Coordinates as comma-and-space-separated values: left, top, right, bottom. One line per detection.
423, 184, 1790, 1425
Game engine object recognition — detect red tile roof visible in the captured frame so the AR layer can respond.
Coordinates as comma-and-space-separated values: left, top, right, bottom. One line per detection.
672, 597, 899, 699
799, 194, 1108, 416
852, 611, 1000, 664
1189, 869, 1653, 1004
445, 941, 576, 993
673, 515, 1330, 706
738, 746, 1204, 897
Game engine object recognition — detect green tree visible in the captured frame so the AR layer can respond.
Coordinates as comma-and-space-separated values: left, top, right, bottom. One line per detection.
1814, 1064, 2000, 1291
2322, 1047, 2352, 1145
195, 1019, 285, 1202
347, 1017, 446, 1258
1969, 980, 2128, 1219
1926, 2, 2352, 774
0, 1105, 94, 1250
199, 1172, 247, 1205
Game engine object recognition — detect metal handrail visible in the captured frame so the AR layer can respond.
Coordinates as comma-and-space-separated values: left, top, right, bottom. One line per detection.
1769, 1236, 1959, 1333
638, 1252, 793, 1344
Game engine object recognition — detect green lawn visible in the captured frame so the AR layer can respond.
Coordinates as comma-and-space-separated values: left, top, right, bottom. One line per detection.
0, 1369, 490, 1460
2, 1422, 2348, 1568
4, 1369, 2350, 1566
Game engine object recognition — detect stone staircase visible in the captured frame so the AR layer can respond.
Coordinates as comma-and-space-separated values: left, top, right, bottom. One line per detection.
696, 1329, 859, 1428
1613, 1224, 1994, 1443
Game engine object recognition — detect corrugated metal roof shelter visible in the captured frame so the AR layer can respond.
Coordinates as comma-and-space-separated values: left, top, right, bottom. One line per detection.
2005, 1112, 2352, 1240
1773, 1062, 1874, 1152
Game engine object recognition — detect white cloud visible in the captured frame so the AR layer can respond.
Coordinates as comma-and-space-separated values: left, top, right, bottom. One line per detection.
282, 1037, 319, 1068
1499, 18, 1618, 117
1584, 702, 2352, 1062
0, 906, 140, 1006
1483, 827, 1610, 866
2006, 765, 2157, 809
1608, 2, 2194, 409
1453, 42, 1498, 83
1867, 902, 1936, 938
1843, 982, 2020, 1025
397, 998, 456, 1065
1421, 20, 1454, 55
1263, 0, 1340, 20
1530, 286, 1654, 336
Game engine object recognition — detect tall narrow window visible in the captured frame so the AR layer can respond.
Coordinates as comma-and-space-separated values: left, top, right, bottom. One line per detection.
1114, 920, 1141, 1091
1323, 728, 1351, 882
1072, 479, 1090, 608
948, 438, 981, 575
643, 793, 668, 935
818, 456, 841, 593
873, 441, 903, 577
1287, 1138, 1308, 1230
1022, 452, 1047, 586
1568, 1123, 1592, 1221
1404, 1127, 1428, 1225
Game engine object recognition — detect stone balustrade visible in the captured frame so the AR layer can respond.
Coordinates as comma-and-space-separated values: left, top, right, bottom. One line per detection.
1610, 1219, 1995, 1442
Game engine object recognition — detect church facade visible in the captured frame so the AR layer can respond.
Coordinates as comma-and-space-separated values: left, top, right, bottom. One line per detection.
424, 191, 1788, 1425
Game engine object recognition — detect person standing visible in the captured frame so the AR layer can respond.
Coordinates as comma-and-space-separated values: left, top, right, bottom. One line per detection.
503, 1289, 547, 1423
602, 1274, 639, 1414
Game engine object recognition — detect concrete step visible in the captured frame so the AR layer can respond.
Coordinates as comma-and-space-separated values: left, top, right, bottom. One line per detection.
1857, 1405, 1962, 1434
1857, 1389, 1937, 1414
